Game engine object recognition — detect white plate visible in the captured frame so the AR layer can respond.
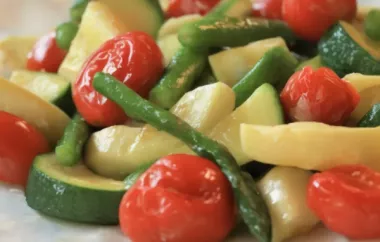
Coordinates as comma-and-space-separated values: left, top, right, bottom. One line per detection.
0, 0, 379, 241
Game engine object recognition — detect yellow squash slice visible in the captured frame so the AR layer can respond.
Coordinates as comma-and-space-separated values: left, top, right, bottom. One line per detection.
241, 122, 380, 171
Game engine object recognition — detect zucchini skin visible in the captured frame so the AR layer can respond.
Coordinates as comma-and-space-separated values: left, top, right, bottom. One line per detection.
319, 22, 380, 77
26, 155, 124, 225
358, 103, 380, 127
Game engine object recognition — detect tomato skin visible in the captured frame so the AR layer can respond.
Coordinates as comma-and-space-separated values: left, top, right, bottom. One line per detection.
282, 0, 357, 41
280, 67, 360, 125
252, 0, 283, 19
119, 154, 236, 242
0, 112, 50, 187
307, 165, 380, 240
73, 32, 164, 127
26, 31, 67, 73
166, 0, 220, 18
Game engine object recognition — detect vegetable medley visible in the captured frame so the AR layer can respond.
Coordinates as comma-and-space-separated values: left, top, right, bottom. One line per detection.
1, 0, 380, 241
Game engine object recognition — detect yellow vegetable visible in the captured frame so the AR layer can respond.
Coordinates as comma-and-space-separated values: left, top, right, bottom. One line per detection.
85, 83, 235, 179
157, 14, 202, 66
0, 36, 36, 78
258, 167, 319, 242
344, 73, 380, 92
210, 83, 283, 163
344, 73, 380, 124
240, 122, 380, 171
0, 77, 69, 145
9, 70, 68, 102
158, 34, 182, 66
165, 83, 284, 163
58, 1, 129, 82
209, 37, 287, 86
87, 83, 283, 178
351, 85, 380, 125
158, 14, 202, 39
97, 0, 163, 38
224, 0, 252, 18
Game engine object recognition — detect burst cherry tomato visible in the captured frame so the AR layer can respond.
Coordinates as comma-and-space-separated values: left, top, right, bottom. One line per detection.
252, 0, 283, 19
280, 67, 360, 125
73, 32, 164, 127
119, 154, 236, 242
166, 0, 220, 18
308, 164, 380, 240
0, 112, 50, 187
282, 0, 357, 41
26, 31, 67, 73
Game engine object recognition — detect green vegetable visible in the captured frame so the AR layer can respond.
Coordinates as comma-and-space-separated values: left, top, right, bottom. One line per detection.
178, 17, 296, 49
208, 37, 288, 87
70, 0, 89, 23
55, 113, 90, 166
158, 34, 183, 67
26, 153, 125, 224
87, 83, 234, 179
319, 21, 380, 76
9, 70, 75, 116
358, 103, 380, 127
296, 56, 323, 71
93, 72, 271, 242
233, 47, 298, 107
124, 161, 155, 190
56, 21, 79, 50
149, 48, 208, 109
365, 9, 380, 41
150, 0, 253, 109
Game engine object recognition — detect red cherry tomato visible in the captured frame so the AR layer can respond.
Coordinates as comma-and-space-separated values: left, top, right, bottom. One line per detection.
252, 0, 283, 19
73, 32, 164, 127
282, 0, 357, 41
166, 0, 220, 18
280, 67, 360, 125
308, 164, 380, 240
0, 112, 50, 187
119, 154, 236, 242
26, 31, 67, 73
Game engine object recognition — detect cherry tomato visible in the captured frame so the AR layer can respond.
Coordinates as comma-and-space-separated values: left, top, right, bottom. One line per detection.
282, 0, 357, 41
252, 0, 283, 19
0, 112, 50, 187
73, 32, 164, 127
308, 165, 380, 240
26, 31, 67, 73
119, 154, 236, 242
280, 67, 360, 125
166, 0, 220, 18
